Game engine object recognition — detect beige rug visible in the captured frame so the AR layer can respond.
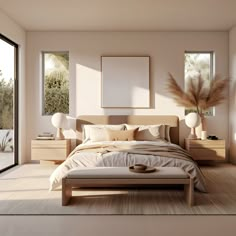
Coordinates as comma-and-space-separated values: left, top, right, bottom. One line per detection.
1, 164, 236, 215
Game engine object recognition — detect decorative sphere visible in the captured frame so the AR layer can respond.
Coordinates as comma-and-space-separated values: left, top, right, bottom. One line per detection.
185, 112, 200, 128
51, 113, 67, 128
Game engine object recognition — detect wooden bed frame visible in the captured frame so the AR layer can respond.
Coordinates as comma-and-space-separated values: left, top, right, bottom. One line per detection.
61, 115, 183, 206
76, 115, 179, 144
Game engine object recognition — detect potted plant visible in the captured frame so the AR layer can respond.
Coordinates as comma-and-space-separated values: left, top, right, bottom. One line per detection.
0, 130, 13, 152
167, 73, 228, 135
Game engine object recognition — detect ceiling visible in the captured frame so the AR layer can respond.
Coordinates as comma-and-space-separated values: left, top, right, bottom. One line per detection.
0, 0, 236, 31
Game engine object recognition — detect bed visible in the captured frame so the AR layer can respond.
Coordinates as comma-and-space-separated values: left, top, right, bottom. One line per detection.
49, 115, 207, 192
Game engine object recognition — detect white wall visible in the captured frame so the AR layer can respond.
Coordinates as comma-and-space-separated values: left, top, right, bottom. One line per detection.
0, 10, 26, 164
26, 31, 229, 162
229, 27, 236, 163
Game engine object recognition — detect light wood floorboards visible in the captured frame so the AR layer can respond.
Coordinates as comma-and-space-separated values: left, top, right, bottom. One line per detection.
0, 164, 236, 214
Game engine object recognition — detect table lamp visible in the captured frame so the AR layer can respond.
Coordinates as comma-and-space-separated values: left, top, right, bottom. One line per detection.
185, 112, 200, 139
51, 113, 67, 140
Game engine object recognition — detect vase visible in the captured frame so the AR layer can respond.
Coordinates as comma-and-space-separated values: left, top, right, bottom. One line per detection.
196, 114, 207, 139
201, 131, 207, 140
185, 112, 201, 139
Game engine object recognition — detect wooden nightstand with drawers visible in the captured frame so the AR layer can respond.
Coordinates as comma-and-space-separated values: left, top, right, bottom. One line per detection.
31, 139, 71, 164
185, 139, 226, 161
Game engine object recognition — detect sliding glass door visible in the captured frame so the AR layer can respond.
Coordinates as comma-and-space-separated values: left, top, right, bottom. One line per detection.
0, 34, 18, 172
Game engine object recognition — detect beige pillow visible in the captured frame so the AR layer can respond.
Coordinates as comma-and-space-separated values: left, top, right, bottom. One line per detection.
125, 124, 165, 141
106, 129, 136, 141
82, 124, 125, 143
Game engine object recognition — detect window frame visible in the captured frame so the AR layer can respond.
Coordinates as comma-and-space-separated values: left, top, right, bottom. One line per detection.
41, 51, 69, 116
184, 51, 215, 116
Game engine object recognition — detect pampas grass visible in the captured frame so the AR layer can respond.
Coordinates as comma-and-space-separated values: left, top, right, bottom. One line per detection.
167, 73, 228, 114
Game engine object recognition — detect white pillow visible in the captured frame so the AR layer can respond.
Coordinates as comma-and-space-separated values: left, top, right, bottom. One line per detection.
89, 127, 109, 142
82, 124, 125, 143
125, 124, 165, 141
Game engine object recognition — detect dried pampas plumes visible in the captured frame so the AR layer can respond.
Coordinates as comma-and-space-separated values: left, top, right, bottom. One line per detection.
166, 73, 228, 114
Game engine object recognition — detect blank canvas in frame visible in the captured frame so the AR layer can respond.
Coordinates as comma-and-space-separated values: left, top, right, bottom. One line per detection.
101, 56, 150, 108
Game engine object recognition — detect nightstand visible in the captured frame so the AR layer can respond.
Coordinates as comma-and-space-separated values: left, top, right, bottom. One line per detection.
185, 139, 225, 161
31, 139, 71, 164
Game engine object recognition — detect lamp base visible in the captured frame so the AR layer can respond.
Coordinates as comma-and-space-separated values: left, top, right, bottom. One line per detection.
188, 128, 198, 139
56, 128, 65, 140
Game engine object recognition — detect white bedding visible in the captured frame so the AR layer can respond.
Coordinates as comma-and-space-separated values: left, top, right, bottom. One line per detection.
49, 140, 207, 192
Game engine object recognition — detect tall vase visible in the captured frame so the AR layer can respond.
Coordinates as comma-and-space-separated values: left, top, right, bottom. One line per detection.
196, 114, 207, 139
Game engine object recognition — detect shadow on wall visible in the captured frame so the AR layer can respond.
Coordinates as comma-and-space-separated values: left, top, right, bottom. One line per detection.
72, 36, 191, 117
63, 116, 77, 140
75, 54, 156, 118
72, 44, 202, 142
74, 61, 187, 145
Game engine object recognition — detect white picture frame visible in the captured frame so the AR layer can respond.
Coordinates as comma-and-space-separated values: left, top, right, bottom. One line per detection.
101, 56, 150, 108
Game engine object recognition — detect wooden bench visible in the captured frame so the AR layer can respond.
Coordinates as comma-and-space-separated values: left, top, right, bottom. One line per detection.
62, 167, 194, 206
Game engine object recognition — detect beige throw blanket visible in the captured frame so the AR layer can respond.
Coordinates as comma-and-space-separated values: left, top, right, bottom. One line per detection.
69, 143, 194, 162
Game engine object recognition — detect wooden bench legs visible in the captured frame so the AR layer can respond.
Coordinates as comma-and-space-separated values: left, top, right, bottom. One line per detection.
184, 177, 194, 206
62, 178, 72, 206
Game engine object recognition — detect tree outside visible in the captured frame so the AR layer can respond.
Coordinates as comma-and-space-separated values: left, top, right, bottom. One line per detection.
43, 52, 69, 115
184, 53, 213, 116
0, 69, 13, 152
0, 36, 15, 172
185, 53, 211, 82
0, 69, 13, 129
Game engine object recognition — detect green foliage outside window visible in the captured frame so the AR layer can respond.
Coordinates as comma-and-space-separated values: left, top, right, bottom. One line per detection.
0, 70, 13, 129
43, 52, 69, 115
184, 52, 213, 116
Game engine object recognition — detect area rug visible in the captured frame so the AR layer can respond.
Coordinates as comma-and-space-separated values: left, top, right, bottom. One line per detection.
0, 164, 236, 215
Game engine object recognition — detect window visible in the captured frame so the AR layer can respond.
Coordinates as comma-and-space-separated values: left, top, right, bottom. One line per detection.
42, 52, 69, 115
184, 52, 214, 116
0, 34, 18, 172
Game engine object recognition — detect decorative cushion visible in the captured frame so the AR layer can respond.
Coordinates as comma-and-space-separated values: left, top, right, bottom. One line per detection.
125, 124, 165, 141
106, 129, 137, 141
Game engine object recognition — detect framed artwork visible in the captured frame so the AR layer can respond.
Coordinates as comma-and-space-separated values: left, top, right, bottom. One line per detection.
101, 56, 150, 108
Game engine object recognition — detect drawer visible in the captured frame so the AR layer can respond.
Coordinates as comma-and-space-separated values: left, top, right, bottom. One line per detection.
186, 140, 225, 149
31, 140, 69, 148
189, 148, 225, 161
31, 148, 67, 161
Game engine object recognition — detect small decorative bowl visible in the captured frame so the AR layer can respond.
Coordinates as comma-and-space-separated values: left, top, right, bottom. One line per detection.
133, 164, 147, 171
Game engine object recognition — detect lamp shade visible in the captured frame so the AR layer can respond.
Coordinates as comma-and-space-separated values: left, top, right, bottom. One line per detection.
51, 113, 67, 129
185, 112, 200, 128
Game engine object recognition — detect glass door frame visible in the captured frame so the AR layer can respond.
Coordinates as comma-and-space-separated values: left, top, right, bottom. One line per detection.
0, 33, 18, 173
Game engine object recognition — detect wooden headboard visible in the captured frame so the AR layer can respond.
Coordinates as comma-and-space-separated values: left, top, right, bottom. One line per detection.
76, 115, 179, 145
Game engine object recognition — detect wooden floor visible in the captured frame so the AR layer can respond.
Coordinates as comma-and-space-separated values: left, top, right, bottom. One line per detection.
1, 164, 236, 215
